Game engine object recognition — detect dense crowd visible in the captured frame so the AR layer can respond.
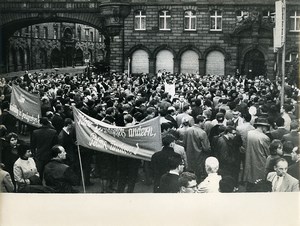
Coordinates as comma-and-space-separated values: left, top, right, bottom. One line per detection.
0, 68, 299, 193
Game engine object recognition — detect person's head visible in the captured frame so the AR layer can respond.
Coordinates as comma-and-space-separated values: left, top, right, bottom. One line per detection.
232, 109, 240, 119
162, 134, 175, 147
6, 132, 18, 147
51, 145, 67, 160
275, 117, 285, 127
178, 172, 198, 193
274, 158, 288, 177
17, 144, 31, 159
40, 117, 50, 126
195, 115, 206, 124
283, 141, 294, 155
290, 120, 299, 131
205, 157, 219, 174
254, 117, 270, 133
291, 147, 300, 162
64, 118, 73, 129
243, 113, 252, 123
183, 104, 191, 114
167, 153, 184, 173
215, 112, 225, 123
0, 125, 7, 138
224, 126, 237, 140
124, 114, 133, 124
269, 139, 283, 156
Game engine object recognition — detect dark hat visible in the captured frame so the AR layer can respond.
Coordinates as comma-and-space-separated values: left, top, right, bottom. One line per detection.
254, 117, 270, 128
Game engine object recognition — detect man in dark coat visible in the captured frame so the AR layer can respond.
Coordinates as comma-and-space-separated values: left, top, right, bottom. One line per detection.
159, 153, 184, 193
31, 117, 58, 180
214, 126, 242, 188
288, 147, 300, 181
151, 134, 177, 192
270, 117, 289, 141
44, 145, 79, 192
282, 121, 299, 147
183, 115, 210, 182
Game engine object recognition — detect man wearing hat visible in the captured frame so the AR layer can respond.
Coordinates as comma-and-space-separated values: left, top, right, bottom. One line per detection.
244, 117, 271, 191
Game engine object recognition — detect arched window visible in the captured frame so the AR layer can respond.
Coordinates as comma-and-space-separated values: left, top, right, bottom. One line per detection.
159, 10, 171, 31
135, 10, 146, 30
131, 49, 149, 74
206, 51, 225, 75
180, 50, 199, 74
184, 10, 196, 31
156, 50, 174, 74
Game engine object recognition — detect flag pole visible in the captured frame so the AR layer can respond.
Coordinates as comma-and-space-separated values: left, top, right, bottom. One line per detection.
280, 0, 286, 108
77, 145, 86, 193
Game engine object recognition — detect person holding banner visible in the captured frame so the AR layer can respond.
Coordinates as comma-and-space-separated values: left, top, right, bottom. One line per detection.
31, 117, 59, 181
151, 134, 177, 193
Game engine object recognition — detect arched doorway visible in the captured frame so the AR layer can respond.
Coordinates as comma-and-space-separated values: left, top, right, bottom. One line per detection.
19, 48, 25, 71
51, 48, 61, 68
75, 48, 83, 66
242, 49, 266, 79
9, 47, 17, 72
40, 49, 48, 69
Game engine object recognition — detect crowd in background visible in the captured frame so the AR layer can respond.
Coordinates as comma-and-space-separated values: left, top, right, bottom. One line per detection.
0, 68, 299, 193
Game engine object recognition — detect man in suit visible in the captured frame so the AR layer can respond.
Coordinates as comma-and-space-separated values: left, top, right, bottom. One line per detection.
31, 117, 58, 180
282, 120, 299, 147
270, 117, 289, 141
158, 153, 184, 193
267, 158, 299, 192
288, 147, 300, 180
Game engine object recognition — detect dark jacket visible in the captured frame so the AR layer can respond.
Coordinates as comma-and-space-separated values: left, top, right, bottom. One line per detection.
151, 146, 176, 192
44, 159, 79, 193
159, 173, 180, 193
31, 125, 58, 162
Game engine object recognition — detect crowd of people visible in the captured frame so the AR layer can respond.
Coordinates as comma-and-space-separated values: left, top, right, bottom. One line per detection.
0, 68, 299, 193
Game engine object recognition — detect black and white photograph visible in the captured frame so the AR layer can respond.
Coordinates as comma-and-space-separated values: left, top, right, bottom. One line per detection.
0, 0, 299, 225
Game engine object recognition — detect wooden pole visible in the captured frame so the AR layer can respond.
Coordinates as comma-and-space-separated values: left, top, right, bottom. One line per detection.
77, 145, 86, 193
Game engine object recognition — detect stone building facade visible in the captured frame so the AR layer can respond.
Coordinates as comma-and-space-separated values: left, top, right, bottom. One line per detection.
8, 22, 106, 72
107, 0, 299, 80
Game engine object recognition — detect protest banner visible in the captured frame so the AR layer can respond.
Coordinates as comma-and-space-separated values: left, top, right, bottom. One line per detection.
9, 84, 41, 127
73, 107, 162, 161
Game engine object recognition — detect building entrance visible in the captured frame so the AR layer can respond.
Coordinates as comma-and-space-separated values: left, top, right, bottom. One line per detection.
242, 49, 266, 79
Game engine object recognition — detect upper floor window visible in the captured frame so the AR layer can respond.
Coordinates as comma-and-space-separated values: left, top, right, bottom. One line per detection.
184, 10, 196, 31
43, 27, 48, 39
77, 28, 81, 41
290, 11, 300, 32
90, 31, 94, 42
54, 27, 58, 39
262, 10, 275, 22
135, 10, 146, 30
236, 10, 249, 22
85, 29, 89, 40
35, 26, 40, 38
286, 52, 299, 62
210, 10, 222, 31
134, 10, 146, 30
159, 10, 171, 30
